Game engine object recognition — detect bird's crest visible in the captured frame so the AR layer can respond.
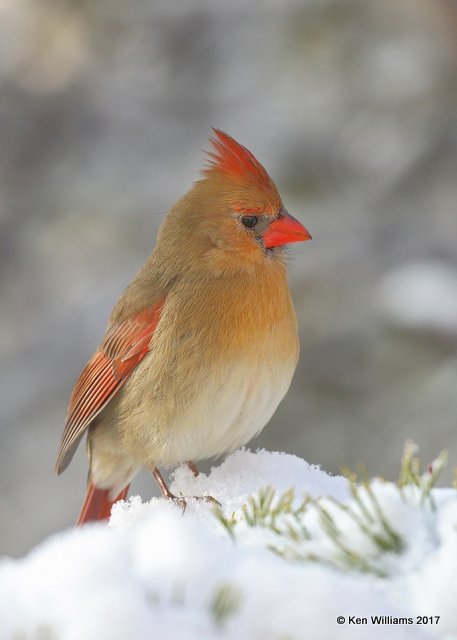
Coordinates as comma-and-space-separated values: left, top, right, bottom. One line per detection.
203, 129, 274, 189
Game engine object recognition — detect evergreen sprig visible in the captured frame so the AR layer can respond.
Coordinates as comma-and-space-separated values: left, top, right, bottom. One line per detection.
398, 439, 448, 509
213, 443, 450, 577
209, 582, 241, 627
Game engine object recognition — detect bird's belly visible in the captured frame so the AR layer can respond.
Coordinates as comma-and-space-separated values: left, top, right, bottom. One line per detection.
145, 357, 296, 467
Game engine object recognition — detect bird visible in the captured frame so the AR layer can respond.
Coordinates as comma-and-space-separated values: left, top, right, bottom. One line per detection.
55, 129, 311, 525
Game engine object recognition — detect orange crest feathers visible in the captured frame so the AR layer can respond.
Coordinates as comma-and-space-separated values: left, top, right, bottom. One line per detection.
203, 129, 273, 188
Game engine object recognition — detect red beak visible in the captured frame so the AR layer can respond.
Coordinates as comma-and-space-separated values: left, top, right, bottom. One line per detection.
263, 211, 312, 249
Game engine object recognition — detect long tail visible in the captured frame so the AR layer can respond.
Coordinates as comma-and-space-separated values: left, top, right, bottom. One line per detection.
77, 482, 130, 526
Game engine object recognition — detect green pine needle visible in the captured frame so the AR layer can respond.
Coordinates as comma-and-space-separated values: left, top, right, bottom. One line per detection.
212, 442, 451, 578
210, 583, 241, 627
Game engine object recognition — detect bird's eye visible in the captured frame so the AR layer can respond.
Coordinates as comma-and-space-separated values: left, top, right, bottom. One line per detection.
241, 215, 258, 229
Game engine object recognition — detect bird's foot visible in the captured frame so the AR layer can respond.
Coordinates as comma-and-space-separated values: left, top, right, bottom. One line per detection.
151, 466, 220, 513
188, 494, 221, 507
165, 492, 220, 514
165, 493, 188, 513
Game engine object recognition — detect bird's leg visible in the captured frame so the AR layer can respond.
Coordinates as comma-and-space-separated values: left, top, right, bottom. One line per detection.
186, 460, 199, 477
151, 466, 221, 509
152, 467, 187, 511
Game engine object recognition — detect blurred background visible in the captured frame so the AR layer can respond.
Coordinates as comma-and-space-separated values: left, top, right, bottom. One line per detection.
2, 0, 457, 557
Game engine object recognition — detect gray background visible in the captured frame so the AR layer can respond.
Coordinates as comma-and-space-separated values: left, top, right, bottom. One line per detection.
2, 0, 457, 556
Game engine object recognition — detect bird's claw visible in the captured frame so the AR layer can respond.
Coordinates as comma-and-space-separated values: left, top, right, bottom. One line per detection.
191, 494, 221, 507
166, 494, 187, 513
166, 493, 221, 513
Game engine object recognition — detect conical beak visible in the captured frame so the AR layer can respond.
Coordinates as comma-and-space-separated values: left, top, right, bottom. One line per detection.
263, 211, 312, 249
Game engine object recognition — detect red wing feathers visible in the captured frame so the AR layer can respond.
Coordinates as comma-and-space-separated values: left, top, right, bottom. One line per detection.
56, 300, 165, 475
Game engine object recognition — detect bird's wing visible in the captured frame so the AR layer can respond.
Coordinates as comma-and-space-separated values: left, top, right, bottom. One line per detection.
55, 300, 165, 474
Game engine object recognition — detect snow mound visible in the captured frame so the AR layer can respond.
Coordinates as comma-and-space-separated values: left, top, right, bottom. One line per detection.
0, 449, 456, 640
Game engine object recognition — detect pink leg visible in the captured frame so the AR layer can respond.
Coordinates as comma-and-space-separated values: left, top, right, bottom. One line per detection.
186, 461, 199, 477
152, 466, 186, 510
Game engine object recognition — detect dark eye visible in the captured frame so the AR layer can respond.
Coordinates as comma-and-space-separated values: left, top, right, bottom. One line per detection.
241, 215, 258, 229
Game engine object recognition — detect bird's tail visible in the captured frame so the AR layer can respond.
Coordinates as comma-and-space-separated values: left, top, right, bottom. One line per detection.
77, 482, 130, 526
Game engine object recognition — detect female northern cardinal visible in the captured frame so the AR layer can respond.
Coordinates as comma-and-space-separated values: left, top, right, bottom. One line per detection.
55, 130, 311, 525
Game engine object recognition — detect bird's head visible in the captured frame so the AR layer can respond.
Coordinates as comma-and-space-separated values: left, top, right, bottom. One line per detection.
160, 129, 311, 273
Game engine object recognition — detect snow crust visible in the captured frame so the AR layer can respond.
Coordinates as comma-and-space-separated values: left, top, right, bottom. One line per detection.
1, 449, 456, 640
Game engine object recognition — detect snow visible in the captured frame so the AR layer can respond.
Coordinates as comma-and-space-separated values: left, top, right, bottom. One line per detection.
1, 449, 456, 640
